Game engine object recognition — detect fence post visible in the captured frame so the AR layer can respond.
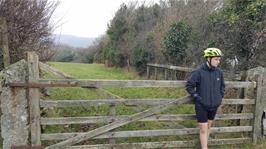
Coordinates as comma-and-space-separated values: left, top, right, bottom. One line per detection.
164, 69, 168, 80
173, 70, 177, 80
146, 65, 150, 79
155, 67, 158, 80
253, 74, 264, 144
0, 17, 10, 68
27, 52, 41, 146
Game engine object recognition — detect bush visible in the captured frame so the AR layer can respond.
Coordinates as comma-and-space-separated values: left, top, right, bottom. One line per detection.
162, 21, 192, 65
132, 47, 153, 74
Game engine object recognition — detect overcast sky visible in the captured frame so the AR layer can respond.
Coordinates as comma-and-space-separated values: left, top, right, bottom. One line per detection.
52, 0, 159, 38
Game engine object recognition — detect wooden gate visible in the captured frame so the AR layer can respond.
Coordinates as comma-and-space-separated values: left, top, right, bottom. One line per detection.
2, 52, 265, 149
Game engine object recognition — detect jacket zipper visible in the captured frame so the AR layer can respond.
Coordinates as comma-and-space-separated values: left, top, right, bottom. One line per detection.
210, 71, 213, 107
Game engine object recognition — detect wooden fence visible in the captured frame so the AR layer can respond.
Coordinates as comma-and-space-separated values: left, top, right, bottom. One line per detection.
146, 63, 243, 80
146, 63, 193, 80
2, 52, 266, 149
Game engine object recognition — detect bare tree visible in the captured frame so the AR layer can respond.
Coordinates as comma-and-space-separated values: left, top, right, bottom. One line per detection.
0, 0, 58, 64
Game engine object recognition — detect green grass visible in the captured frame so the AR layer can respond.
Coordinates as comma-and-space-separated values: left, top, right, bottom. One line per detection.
48, 62, 139, 80
39, 62, 264, 148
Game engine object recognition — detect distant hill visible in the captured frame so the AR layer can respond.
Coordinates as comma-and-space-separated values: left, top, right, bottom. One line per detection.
53, 34, 95, 48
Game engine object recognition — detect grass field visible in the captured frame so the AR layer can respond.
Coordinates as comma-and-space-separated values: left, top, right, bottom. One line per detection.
38, 62, 266, 148
48, 62, 139, 80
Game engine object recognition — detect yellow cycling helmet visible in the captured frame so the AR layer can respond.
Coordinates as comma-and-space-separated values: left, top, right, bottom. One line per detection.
203, 48, 223, 58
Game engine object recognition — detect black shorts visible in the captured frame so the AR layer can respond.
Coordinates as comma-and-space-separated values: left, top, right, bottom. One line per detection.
195, 102, 218, 123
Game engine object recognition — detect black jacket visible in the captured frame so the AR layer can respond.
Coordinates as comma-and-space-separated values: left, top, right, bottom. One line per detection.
186, 63, 225, 108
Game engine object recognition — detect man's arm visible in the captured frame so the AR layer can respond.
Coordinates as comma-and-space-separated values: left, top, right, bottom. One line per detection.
186, 70, 200, 98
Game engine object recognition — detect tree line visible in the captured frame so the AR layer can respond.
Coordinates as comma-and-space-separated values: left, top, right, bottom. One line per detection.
93, 0, 265, 74
0, 0, 265, 74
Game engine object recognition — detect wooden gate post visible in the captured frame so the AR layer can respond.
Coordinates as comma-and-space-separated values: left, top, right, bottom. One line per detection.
27, 52, 41, 146
253, 74, 264, 144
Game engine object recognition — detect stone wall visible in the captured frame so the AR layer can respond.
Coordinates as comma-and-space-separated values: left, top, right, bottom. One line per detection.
0, 60, 29, 149
246, 66, 266, 138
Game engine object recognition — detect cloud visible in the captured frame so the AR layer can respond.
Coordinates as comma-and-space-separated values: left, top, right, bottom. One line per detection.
52, 0, 135, 37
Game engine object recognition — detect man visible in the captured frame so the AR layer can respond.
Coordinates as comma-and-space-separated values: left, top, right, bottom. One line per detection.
186, 48, 225, 149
